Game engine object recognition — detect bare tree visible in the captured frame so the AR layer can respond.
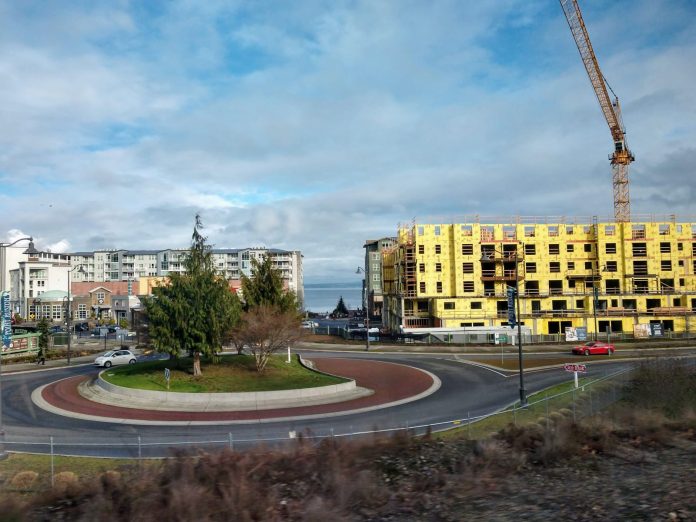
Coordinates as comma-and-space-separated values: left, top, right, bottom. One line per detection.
231, 305, 304, 372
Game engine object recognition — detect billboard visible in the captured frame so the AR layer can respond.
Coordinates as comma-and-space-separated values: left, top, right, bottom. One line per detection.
565, 326, 587, 342
633, 324, 651, 339
1, 291, 11, 349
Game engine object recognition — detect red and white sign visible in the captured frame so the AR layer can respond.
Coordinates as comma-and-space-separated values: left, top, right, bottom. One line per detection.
564, 363, 587, 373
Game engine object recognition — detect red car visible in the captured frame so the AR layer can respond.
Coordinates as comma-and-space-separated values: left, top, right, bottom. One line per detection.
572, 341, 615, 356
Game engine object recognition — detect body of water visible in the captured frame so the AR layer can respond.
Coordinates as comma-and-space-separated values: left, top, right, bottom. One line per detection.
303, 283, 363, 314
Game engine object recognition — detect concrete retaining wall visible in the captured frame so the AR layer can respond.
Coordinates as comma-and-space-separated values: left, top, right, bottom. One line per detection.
96, 360, 356, 409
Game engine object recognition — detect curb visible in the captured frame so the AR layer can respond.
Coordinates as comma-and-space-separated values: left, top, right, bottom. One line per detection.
32, 361, 442, 426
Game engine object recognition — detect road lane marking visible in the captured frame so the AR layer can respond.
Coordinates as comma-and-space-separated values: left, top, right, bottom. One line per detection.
438, 357, 508, 377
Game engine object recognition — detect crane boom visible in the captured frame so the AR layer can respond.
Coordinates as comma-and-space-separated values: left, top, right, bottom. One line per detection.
560, 0, 634, 222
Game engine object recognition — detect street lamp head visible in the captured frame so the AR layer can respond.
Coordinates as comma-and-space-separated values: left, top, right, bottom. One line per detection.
22, 240, 39, 255
356, 267, 364, 274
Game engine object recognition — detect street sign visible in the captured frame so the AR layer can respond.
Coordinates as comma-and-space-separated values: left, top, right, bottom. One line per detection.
565, 363, 587, 388
506, 287, 516, 328
164, 368, 171, 390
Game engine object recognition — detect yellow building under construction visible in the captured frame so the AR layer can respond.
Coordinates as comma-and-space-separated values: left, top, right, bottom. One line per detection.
382, 217, 696, 337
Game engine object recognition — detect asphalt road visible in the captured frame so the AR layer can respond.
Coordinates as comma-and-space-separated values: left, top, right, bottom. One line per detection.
0, 348, 641, 458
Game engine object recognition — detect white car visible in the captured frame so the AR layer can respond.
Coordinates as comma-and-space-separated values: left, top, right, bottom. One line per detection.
94, 349, 137, 368
301, 320, 319, 329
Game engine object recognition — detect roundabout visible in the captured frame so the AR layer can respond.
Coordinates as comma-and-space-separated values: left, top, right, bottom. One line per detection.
32, 358, 441, 425
1, 349, 636, 457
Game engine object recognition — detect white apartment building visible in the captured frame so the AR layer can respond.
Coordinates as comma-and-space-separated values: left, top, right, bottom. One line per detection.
1, 245, 30, 293
71, 250, 159, 282
70, 247, 304, 304
9, 250, 71, 317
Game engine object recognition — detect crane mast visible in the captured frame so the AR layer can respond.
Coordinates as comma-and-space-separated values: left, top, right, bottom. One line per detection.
560, 0, 634, 222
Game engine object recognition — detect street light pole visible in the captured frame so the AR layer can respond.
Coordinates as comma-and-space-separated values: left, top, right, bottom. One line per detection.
66, 265, 86, 366
356, 267, 370, 351
498, 246, 526, 407
591, 261, 600, 341
593, 286, 599, 341
515, 251, 527, 406
0, 236, 34, 460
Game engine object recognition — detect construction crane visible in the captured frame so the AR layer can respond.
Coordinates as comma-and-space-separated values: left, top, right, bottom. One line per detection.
560, 0, 635, 222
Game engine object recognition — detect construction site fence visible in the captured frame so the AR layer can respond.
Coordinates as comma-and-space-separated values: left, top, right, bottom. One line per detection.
308, 326, 696, 346
5, 358, 695, 477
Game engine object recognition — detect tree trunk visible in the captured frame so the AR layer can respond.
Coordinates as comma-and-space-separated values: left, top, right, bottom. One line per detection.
255, 352, 269, 373
193, 351, 202, 377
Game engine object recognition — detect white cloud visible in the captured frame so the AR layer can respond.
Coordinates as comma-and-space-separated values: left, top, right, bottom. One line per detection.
1, 0, 695, 282
3, 229, 32, 245
44, 239, 71, 253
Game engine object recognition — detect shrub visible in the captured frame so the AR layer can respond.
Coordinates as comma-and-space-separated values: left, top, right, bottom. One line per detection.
10, 471, 39, 491
53, 472, 79, 496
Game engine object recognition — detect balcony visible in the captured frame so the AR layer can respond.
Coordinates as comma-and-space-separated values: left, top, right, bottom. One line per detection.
403, 309, 431, 318
480, 269, 523, 281
480, 251, 522, 262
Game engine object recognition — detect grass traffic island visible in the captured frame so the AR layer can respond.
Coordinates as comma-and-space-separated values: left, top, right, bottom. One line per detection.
100, 354, 348, 393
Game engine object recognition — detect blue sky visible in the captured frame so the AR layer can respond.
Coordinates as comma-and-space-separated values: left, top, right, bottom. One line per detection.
1, 0, 695, 282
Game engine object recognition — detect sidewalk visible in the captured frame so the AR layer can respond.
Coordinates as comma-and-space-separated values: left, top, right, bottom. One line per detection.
3, 338, 694, 374
2, 346, 142, 374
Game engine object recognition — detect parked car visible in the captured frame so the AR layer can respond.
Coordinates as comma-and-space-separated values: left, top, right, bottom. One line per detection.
91, 326, 112, 337
74, 323, 90, 332
346, 321, 365, 331
48, 325, 66, 334
94, 349, 137, 368
301, 320, 319, 329
572, 341, 615, 356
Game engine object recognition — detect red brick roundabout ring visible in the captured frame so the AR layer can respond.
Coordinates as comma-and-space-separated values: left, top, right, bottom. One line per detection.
34, 358, 440, 425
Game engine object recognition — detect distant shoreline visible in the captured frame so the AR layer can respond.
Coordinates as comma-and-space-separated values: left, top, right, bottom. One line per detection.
303, 283, 363, 313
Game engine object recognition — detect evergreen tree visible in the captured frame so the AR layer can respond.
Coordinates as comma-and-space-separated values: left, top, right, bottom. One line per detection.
333, 296, 348, 316
240, 254, 299, 313
37, 317, 49, 363
145, 214, 242, 376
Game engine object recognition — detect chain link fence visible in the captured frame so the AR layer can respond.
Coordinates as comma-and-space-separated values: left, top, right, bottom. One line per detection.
307, 325, 696, 346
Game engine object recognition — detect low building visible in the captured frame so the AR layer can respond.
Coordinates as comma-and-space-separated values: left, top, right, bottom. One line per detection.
363, 237, 397, 319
